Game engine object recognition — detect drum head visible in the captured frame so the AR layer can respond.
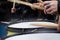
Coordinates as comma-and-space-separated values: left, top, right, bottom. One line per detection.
8, 22, 55, 28
6, 33, 60, 40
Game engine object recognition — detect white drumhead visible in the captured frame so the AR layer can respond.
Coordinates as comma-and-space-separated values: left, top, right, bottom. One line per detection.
8, 22, 55, 28
6, 33, 60, 40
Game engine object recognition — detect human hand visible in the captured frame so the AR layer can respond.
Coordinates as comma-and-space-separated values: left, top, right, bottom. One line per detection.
11, 8, 16, 13
43, 1, 58, 14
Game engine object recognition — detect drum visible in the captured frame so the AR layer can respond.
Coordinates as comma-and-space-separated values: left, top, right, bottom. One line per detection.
5, 33, 60, 40
8, 22, 58, 34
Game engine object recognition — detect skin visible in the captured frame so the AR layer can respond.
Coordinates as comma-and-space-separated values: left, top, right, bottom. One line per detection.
43, 1, 58, 14
33, 1, 58, 14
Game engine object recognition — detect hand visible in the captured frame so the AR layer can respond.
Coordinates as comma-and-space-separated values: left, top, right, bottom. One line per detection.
11, 8, 16, 13
31, 3, 43, 10
43, 1, 58, 14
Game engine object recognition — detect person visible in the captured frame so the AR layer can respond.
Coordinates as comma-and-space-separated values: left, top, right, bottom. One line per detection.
33, 0, 60, 31
33, 1, 58, 14
43, 1, 57, 22
0, 0, 7, 40
11, 0, 56, 21
0, 0, 13, 40
43, 1, 60, 31
43, 1, 58, 14
33, 0, 56, 21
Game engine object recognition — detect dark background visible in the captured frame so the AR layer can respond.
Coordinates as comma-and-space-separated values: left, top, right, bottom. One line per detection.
0, 0, 56, 22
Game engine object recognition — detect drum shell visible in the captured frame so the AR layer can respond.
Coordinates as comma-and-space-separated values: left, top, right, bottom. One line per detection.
5, 33, 60, 40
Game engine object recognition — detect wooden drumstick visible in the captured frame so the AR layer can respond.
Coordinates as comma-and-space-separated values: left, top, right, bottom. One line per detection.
38, 0, 43, 3
13, 0, 15, 8
40, 0, 43, 3
11, 0, 16, 13
31, 23, 58, 28
8, 0, 44, 10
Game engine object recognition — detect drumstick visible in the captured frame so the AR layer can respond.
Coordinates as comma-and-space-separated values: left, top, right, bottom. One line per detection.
11, 0, 16, 13
13, 0, 15, 8
38, 0, 43, 3
31, 23, 58, 28
40, 0, 43, 3
8, 0, 44, 10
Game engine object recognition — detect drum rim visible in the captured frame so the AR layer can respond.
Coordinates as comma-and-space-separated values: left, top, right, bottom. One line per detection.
5, 33, 60, 40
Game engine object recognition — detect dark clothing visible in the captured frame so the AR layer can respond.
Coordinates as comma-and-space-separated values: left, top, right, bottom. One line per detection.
58, 1, 60, 14
0, 0, 56, 21
15, 0, 56, 20
0, 1, 13, 21
15, 4, 38, 19
0, 0, 7, 2
13, 0, 38, 20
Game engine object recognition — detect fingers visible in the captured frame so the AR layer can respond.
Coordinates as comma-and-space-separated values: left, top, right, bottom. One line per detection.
46, 6, 53, 13
44, 9, 47, 14
43, 1, 51, 14
45, 8, 56, 14
44, 4, 51, 14
44, 5, 57, 14
43, 1, 51, 6
43, 1, 57, 14
47, 9, 56, 14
